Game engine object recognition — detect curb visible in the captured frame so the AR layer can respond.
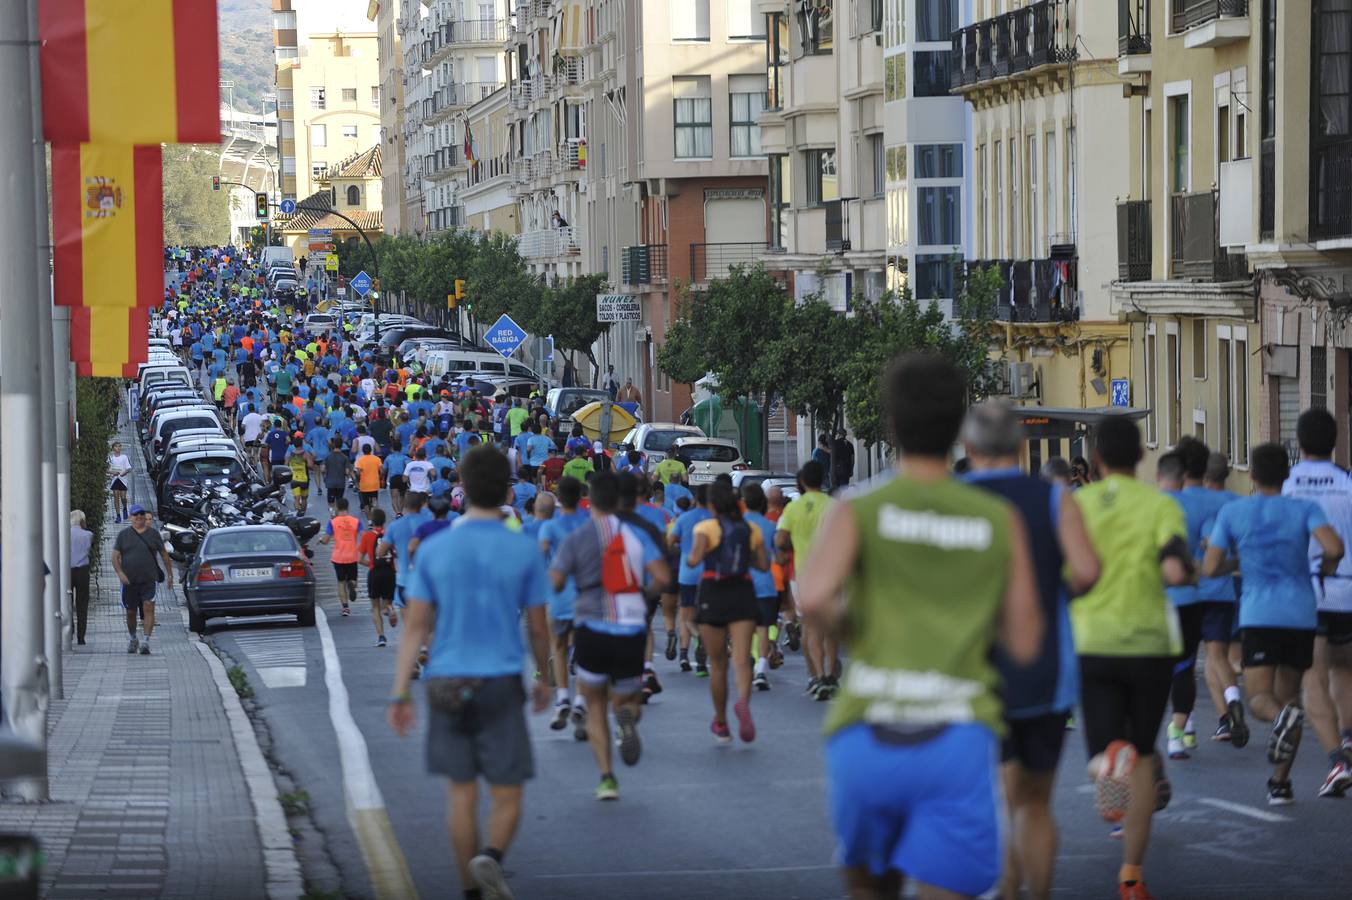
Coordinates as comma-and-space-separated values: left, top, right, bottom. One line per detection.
190, 629, 305, 900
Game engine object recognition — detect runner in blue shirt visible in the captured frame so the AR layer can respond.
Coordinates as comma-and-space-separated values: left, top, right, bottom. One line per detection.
538, 477, 590, 734
671, 485, 712, 673
742, 484, 782, 692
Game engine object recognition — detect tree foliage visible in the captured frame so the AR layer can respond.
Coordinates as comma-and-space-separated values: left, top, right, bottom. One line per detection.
536, 274, 609, 379
163, 145, 230, 246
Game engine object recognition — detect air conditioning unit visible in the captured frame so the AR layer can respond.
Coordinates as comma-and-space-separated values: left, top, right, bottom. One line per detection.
1009, 362, 1039, 400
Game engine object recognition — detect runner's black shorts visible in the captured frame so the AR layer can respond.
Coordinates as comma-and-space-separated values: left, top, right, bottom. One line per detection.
389, 475, 407, 492
756, 594, 780, 628
1317, 611, 1352, 646
696, 577, 759, 627
326, 486, 344, 504
1002, 711, 1069, 772
573, 624, 645, 692
679, 583, 699, 609
1242, 627, 1315, 670
333, 561, 359, 582
1077, 655, 1174, 758
360, 491, 378, 508
367, 564, 395, 601
1197, 601, 1235, 643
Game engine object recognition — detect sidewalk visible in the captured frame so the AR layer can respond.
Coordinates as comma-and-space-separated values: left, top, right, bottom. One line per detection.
0, 418, 299, 899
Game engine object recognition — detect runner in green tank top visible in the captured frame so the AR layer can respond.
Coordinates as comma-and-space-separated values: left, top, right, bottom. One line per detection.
799, 354, 1041, 900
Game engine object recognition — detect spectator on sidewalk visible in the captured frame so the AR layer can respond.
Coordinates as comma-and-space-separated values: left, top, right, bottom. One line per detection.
71, 511, 93, 646
111, 505, 173, 656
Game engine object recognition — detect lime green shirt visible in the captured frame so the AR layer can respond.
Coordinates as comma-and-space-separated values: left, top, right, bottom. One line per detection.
1071, 475, 1185, 657
563, 457, 594, 482
824, 476, 1012, 737
776, 489, 834, 572
652, 458, 687, 485
506, 406, 529, 437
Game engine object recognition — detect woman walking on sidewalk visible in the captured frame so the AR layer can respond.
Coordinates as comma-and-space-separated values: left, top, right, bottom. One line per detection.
107, 442, 132, 523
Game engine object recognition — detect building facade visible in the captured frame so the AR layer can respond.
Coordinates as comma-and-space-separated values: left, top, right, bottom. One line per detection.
461, 86, 519, 233
377, 0, 409, 234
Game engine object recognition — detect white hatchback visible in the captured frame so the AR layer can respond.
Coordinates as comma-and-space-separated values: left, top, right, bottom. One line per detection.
671, 437, 748, 484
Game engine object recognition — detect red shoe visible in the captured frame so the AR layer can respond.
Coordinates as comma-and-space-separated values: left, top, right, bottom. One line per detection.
1095, 740, 1137, 823
387, 608, 398, 628
734, 698, 756, 743
1119, 880, 1155, 900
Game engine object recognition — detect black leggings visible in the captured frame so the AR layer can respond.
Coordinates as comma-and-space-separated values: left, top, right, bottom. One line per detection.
1079, 655, 1175, 757
1170, 604, 1206, 717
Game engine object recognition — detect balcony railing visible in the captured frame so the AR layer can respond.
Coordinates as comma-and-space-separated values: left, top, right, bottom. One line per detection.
1117, 200, 1153, 281
621, 245, 668, 286
951, 0, 1072, 90
1312, 138, 1352, 241
1169, 191, 1250, 280
557, 139, 586, 172
958, 257, 1080, 322
824, 199, 850, 252
517, 226, 581, 260
449, 18, 506, 45
1119, 0, 1151, 56
689, 242, 769, 284
1171, 0, 1247, 34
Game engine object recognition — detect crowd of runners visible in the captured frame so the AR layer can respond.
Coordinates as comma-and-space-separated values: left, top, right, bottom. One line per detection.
154, 247, 1352, 900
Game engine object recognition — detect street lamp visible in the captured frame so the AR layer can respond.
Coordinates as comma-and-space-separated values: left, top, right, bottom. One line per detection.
293, 203, 382, 341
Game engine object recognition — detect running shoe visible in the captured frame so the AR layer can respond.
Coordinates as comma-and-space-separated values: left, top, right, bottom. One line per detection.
695, 662, 709, 678
549, 702, 570, 731
694, 639, 707, 667
1182, 729, 1198, 750
1212, 717, 1232, 742
1226, 699, 1249, 749
1119, 880, 1155, 900
816, 676, 837, 701
710, 719, 732, 745
1153, 753, 1171, 811
768, 647, 784, 670
1093, 740, 1137, 823
1267, 703, 1304, 764
468, 854, 515, 900
665, 632, 678, 660
594, 775, 619, 801
387, 608, 398, 628
572, 705, 587, 742
753, 672, 770, 692
1267, 778, 1295, 806
784, 621, 802, 651
376, 634, 387, 648
806, 677, 822, 698
128, 636, 139, 654
1318, 760, 1352, 799
733, 699, 756, 743
679, 656, 692, 673
341, 605, 350, 617
1166, 724, 1190, 760
616, 707, 641, 766
139, 638, 151, 655
643, 671, 663, 697
1108, 824, 1124, 840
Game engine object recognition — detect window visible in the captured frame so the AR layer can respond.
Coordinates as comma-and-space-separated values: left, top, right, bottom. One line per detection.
672, 0, 710, 41
913, 51, 951, 96
342, 125, 358, 140
914, 144, 961, 177
870, 134, 885, 198
917, 186, 961, 245
280, 119, 294, 140
806, 148, 839, 205
273, 9, 297, 30
885, 54, 906, 101
1166, 323, 1180, 445
277, 89, 294, 111
310, 87, 326, 109
914, 254, 954, 300
1028, 135, 1039, 255
729, 1, 766, 40
859, 0, 883, 35
276, 46, 299, 61
765, 13, 789, 109
769, 154, 790, 249
1169, 94, 1190, 193
915, 0, 957, 42
1145, 323, 1158, 445
885, 0, 905, 47
1262, 0, 1277, 140
346, 185, 361, 206
371, 86, 381, 107
312, 162, 326, 181
1009, 139, 1019, 256
796, 0, 833, 55
1217, 325, 1250, 465
976, 145, 986, 255
282, 155, 297, 175
1217, 98, 1231, 166
730, 74, 768, 157
341, 88, 357, 103
993, 140, 1003, 255
311, 124, 327, 147
1312, 346, 1328, 409
887, 184, 908, 246
673, 76, 713, 158
1067, 125, 1077, 238
1193, 319, 1206, 379
887, 145, 907, 181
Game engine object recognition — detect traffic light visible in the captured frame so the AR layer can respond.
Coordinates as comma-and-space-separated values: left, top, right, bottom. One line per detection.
447, 294, 457, 310
211, 175, 220, 192
255, 192, 268, 220
454, 278, 466, 300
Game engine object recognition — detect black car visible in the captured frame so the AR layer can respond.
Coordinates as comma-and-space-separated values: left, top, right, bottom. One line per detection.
183, 525, 316, 633
155, 450, 248, 514
374, 325, 457, 353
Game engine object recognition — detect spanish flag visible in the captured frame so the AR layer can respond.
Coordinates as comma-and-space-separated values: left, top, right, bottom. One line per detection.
50, 143, 163, 310
71, 306, 149, 378
39, 0, 220, 144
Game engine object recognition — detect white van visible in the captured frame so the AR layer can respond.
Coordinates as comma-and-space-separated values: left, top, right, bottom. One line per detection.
423, 348, 540, 382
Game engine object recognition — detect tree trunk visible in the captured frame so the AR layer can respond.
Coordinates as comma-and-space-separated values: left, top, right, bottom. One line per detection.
586, 349, 600, 388
761, 393, 774, 472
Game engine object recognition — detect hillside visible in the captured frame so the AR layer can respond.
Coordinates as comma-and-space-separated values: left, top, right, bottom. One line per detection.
219, 0, 273, 113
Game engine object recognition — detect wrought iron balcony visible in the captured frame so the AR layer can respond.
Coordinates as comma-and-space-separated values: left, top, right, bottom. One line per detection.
1117, 200, 1153, 281
1169, 191, 1250, 281
621, 245, 668, 286
1171, 0, 1247, 34
1119, 0, 1151, 56
689, 243, 769, 284
950, 0, 1073, 92
957, 257, 1079, 323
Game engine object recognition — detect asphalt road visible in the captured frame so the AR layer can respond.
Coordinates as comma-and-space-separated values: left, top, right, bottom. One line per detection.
199, 488, 1352, 900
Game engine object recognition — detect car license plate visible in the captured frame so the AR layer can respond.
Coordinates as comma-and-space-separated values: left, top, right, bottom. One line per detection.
687, 472, 714, 484
232, 567, 273, 580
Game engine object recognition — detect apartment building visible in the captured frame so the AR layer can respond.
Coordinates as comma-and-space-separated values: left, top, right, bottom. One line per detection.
376, 0, 409, 234
279, 146, 385, 260
272, 1, 384, 202
461, 86, 519, 233
1110, 0, 1261, 488
753, 0, 890, 308
951, 0, 1133, 467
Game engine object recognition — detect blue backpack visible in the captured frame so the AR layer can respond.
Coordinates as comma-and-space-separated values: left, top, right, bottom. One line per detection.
704, 517, 751, 581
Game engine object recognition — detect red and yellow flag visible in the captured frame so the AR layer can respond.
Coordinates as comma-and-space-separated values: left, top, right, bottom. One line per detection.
71, 306, 149, 378
39, 0, 220, 144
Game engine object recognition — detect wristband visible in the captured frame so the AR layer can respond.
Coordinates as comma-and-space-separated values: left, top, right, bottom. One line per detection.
389, 693, 411, 703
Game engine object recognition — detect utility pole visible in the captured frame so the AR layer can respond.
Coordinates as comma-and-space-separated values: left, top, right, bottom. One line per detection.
1, 0, 50, 799
54, 309, 73, 654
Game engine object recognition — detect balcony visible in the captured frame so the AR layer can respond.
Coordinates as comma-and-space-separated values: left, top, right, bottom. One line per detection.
517, 226, 581, 260
1312, 138, 1352, 242
950, 0, 1074, 93
557, 139, 586, 173
449, 18, 506, 46
1118, 0, 1151, 67
621, 245, 668, 287
1117, 200, 1153, 281
689, 242, 769, 285
958, 257, 1080, 323
1173, 0, 1249, 49
1169, 191, 1250, 281
424, 145, 462, 181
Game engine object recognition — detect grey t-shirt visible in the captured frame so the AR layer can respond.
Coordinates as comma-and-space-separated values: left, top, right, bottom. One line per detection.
323, 452, 350, 489
549, 515, 656, 633
114, 526, 164, 585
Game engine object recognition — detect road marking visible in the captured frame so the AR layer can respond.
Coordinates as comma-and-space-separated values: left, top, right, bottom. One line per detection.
315, 607, 418, 899
531, 864, 837, 879
1197, 798, 1293, 823
232, 630, 307, 688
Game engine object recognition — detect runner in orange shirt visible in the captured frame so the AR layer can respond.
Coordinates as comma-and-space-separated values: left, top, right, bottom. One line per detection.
319, 497, 363, 617
354, 444, 384, 518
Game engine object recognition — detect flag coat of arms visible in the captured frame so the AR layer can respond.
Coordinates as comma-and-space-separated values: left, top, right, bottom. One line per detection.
39, 0, 220, 144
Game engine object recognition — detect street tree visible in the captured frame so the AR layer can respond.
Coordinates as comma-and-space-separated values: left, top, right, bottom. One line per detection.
769, 295, 852, 433
537, 273, 609, 385
469, 230, 542, 333
163, 145, 230, 246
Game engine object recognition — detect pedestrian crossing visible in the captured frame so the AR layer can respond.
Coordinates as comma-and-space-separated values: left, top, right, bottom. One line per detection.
230, 628, 307, 688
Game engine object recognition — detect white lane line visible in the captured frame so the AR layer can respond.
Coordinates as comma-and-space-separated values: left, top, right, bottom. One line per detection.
233, 630, 307, 688
314, 607, 418, 898
1197, 797, 1293, 823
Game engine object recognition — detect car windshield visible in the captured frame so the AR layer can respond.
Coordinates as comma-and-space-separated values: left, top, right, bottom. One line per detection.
645, 430, 698, 452
680, 444, 740, 463
175, 458, 241, 477
205, 531, 296, 555
558, 391, 608, 416
162, 418, 216, 439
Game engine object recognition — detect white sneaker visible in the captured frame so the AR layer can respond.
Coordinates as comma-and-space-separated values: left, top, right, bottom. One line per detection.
139, 638, 150, 655
128, 636, 139, 654
468, 854, 514, 900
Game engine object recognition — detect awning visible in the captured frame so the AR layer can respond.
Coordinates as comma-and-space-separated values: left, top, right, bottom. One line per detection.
1014, 406, 1150, 441
555, 1, 586, 54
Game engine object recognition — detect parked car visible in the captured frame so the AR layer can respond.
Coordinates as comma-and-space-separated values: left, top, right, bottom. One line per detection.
374, 325, 457, 353
545, 387, 611, 431
303, 313, 339, 335
183, 525, 316, 633
617, 422, 705, 465
154, 450, 248, 513
670, 436, 748, 484
731, 470, 801, 501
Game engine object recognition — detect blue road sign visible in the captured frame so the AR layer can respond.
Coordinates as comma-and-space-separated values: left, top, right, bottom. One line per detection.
350, 270, 373, 298
486, 313, 528, 359
279, 198, 297, 215
1111, 378, 1130, 407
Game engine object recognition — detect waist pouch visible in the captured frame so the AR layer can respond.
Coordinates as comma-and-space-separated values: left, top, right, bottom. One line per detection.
425, 675, 521, 734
